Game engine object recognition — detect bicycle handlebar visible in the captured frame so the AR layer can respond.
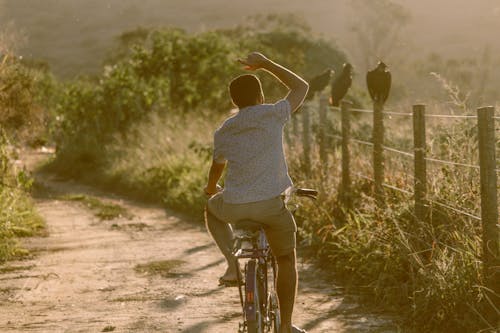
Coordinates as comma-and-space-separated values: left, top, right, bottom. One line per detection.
294, 188, 318, 200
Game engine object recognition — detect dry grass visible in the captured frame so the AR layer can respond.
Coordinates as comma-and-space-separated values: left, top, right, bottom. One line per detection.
0, 132, 45, 263
284, 96, 498, 332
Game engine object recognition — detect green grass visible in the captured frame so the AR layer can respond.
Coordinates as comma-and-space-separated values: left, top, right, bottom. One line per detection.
110, 295, 161, 303
59, 194, 133, 220
0, 264, 35, 274
0, 183, 46, 263
134, 259, 187, 278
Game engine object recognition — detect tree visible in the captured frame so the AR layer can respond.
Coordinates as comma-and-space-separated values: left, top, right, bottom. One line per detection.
348, 0, 411, 71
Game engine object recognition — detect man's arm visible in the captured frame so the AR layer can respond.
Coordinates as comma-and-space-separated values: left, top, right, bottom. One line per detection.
204, 160, 226, 196
238, 52, 309, 112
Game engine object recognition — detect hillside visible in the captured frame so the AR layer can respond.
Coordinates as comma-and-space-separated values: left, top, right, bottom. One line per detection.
1, 0, 499, 78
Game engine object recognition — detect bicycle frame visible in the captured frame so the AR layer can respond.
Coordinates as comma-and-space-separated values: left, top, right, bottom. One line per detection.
230, 187, 318, 333
233, 228, 277, 333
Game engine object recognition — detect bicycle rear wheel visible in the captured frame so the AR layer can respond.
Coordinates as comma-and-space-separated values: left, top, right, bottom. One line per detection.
245, 260, 263, 333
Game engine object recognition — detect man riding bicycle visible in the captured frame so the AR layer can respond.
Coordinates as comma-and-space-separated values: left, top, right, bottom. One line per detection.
204, 52, 309, 333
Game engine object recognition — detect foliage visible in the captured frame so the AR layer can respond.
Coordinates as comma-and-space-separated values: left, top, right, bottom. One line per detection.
0, 130, 45, 262
99, 112, 214, 215
51, 17, 347, 175
347, 0, 411, 71
0, 52, 58, 147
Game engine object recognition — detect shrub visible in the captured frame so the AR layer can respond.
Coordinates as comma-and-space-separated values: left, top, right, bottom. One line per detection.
0, 129, 44, 262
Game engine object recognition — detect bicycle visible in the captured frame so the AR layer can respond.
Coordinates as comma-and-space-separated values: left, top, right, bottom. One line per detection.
231, 187, 318, 333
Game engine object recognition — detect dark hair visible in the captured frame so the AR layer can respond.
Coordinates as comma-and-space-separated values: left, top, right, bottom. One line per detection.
229, 74, 263, 108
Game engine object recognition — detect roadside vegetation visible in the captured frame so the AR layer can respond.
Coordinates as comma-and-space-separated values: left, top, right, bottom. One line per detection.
3, 13, 497, 332
47, 15, 348, 215
0, 45, 49, 262
0, 136, 44, 262
288, 114, 493, 332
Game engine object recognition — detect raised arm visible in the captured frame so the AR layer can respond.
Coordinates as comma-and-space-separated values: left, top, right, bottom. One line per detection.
238, 52, 309, 113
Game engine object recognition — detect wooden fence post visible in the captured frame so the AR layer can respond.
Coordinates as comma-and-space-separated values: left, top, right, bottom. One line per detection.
413, 104, 427, 222
318, 94, 328, 166
302, 104, 311, 175
373, 101, 385, 207
341, 101, 352, 211
476, 106, 499, 321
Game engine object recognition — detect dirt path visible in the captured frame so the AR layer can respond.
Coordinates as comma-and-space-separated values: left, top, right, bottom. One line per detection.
0, 151, 400, 333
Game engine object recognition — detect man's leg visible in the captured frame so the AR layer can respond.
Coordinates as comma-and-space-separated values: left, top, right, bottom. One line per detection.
276, 250, 297, 333
204, 207, 238, 280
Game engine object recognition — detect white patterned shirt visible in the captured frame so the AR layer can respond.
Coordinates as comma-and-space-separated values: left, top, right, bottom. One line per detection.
213, 99, 293, 204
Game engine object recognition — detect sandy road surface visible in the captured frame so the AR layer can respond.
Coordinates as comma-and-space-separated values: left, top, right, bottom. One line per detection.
0, 152, 401, 333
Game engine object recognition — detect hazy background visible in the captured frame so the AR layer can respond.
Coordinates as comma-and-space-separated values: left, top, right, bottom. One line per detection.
1, 0, 500, 105
2, 0, 499, 76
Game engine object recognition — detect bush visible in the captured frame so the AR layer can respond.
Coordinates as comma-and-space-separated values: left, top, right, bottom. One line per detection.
100, 112, 214, 215
0, 130, 44, 262
51, 17, 347, 177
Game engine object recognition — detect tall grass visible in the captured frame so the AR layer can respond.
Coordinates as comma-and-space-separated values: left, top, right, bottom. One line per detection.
0, 131, 45, 262
0, 36, 47, 263
100, 112, 220, 215
285, 99, 497, 332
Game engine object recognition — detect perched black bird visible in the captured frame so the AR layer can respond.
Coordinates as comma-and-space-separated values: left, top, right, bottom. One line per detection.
366, 61, 391, 104
305, 68, 333, 101
330, 63, 353, 107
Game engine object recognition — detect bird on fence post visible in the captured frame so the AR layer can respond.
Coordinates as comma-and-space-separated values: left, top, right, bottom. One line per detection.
330, 63, 353, 107
366, 61, 391, 105
305, 68, 333, 101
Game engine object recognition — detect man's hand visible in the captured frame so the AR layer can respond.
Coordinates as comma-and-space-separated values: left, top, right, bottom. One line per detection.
204, 184, 222, 197
238, 52, 269, 71
239, 52, 308, 113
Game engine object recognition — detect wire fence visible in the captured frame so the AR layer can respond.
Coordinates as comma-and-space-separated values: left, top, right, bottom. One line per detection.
291, 98, 498, 227
302, 98, 499, 302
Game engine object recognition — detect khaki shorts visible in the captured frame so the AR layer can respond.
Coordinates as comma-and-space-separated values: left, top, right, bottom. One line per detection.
207, 192, 297, 257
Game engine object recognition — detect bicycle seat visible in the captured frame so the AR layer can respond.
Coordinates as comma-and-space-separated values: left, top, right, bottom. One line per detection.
233, 219, 262, 233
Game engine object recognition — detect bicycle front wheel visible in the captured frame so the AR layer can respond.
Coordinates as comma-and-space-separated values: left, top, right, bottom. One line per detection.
245, 260, 263, 333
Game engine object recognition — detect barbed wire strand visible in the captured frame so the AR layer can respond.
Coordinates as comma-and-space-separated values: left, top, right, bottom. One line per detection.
425, 114, 477, 119
350, 138, 373, 147
383, 146, 414, 158
383, 183, 414, 195
327, 105, 486, 119
428, 200, 482, 221
383, 111, 412, 117
324, 135, 484, 170
352, 172, 413, 195
425, 157, 480, 170
352, 172, 481, 219
349, 108, 373, 114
